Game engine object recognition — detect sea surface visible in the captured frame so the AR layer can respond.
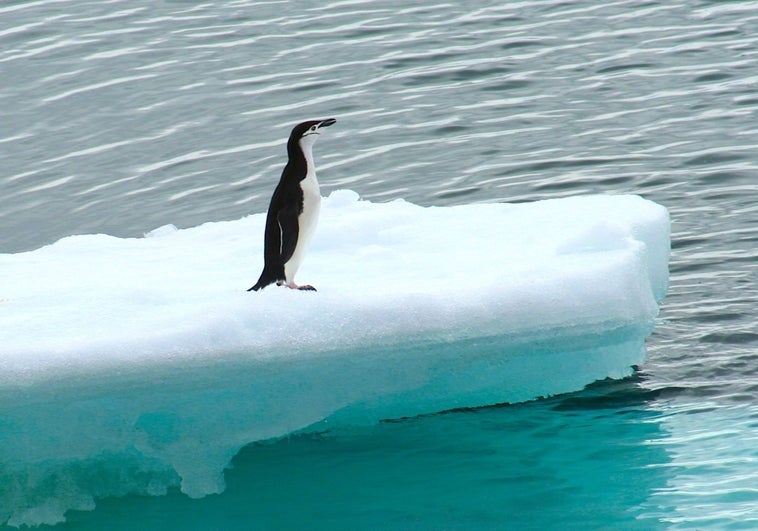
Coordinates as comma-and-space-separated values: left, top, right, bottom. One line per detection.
2, 0, 757, 529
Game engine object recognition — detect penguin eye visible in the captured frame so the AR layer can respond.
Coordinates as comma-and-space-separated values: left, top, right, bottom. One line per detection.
310, 125, 317, 131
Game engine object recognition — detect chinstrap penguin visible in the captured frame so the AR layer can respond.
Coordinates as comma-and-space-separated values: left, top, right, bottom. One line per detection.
248, 118, 336, 292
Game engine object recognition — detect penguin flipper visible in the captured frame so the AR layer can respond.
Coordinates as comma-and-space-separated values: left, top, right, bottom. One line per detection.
248, 206, 298, 293
277, 206, 300, 264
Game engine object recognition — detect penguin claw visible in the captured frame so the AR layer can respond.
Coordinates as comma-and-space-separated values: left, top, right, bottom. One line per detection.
297, 285, 317, 291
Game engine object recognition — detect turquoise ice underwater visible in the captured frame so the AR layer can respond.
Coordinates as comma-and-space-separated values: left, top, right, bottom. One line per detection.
2, 0, 758, 528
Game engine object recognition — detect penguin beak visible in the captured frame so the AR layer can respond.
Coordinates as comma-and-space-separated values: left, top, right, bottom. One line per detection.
319, 118, 337, 128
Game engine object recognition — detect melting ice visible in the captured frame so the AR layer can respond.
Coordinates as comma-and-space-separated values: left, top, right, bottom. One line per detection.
0, 190, 669, 526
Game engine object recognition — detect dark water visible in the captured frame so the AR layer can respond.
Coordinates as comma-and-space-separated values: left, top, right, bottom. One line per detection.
2, 0, 757, 528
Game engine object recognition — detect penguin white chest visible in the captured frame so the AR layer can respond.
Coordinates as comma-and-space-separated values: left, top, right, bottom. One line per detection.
284, 166, 321, 283
299, 169, 321, 237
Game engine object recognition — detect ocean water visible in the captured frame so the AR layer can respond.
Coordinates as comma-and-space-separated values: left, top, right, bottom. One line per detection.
1, 0, 756, 529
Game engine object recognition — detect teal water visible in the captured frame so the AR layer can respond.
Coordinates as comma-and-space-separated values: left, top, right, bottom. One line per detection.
59, 381, 672, 530
51, 382, 758, 530
2, 0, 757, 528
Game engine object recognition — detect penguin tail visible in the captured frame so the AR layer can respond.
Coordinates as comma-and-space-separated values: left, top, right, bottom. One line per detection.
247, 278, 269, 292
247, 269, 278, 292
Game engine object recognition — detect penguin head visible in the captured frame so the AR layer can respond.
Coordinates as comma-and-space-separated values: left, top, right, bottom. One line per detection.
291, 118, 337, 150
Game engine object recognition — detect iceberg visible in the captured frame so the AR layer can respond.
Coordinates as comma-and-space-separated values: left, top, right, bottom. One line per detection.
0, 190, 669, 527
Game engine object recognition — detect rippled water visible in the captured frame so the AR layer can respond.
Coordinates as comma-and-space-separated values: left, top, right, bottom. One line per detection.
2, 0, 757, 528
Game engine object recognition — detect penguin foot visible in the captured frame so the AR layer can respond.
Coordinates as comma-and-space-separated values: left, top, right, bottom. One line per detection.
282, 281, 317, 291
297, 285, 317, 291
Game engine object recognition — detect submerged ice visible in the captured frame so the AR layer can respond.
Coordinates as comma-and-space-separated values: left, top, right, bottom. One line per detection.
0, 190, 669, 526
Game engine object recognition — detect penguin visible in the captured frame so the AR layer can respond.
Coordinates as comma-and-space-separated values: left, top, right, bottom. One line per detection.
248, 118, 336, 292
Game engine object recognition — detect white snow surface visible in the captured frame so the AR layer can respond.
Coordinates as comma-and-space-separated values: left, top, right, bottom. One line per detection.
0, 190, 669, 526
